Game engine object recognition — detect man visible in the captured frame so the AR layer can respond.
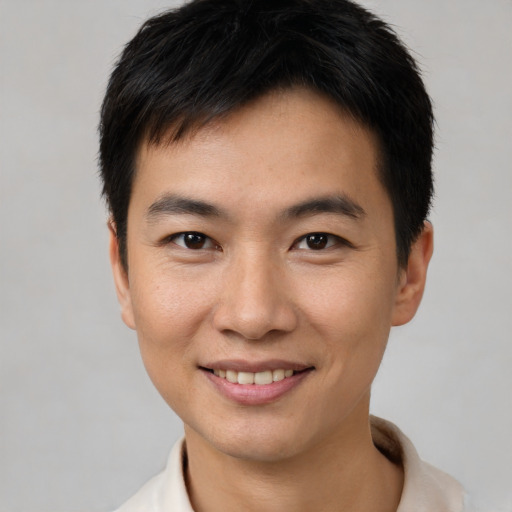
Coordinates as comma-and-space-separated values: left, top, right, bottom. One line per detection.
99, 0, 470, 510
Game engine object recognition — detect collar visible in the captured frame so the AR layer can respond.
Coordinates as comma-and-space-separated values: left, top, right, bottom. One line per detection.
116, 416, 465, 512
370, 416, 465, 512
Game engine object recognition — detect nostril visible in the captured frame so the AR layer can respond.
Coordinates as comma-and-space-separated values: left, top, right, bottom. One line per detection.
211, 275, 298, 339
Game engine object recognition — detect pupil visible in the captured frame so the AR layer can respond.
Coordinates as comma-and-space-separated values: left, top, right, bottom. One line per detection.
307, 234, 328, 250
185, 233, 205, 249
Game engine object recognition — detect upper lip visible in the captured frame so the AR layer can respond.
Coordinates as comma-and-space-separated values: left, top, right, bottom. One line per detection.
200, 359, 313, 373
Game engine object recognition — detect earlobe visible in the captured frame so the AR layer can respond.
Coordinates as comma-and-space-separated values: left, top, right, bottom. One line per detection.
108, 222, 136, 330
391, 221, 434, 327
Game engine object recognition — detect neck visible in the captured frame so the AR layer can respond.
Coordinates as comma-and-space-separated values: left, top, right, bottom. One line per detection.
184, 404, 403, 512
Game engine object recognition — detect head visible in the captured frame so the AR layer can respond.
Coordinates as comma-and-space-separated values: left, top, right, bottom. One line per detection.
99, 0, 434, 271
99, 0, 434, 462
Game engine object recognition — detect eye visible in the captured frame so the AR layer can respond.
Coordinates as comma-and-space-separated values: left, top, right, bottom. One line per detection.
169, 232, 218, 250
293, 233, 347, 250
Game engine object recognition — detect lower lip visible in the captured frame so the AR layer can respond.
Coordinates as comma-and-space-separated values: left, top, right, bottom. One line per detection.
202, 369, 312, 406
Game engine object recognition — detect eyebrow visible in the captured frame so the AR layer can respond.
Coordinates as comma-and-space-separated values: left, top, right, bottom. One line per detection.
281, 194, 366, 220
145, 193, 365, 223
146, 194, 225, 221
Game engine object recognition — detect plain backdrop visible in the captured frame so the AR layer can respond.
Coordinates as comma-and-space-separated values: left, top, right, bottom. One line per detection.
1, 1, 511, 511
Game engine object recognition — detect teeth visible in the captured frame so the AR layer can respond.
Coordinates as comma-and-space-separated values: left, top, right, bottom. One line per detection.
254, 370, 273, 385
226, 370, 238, 383
212, 368, 297, 385
273, 369, 285, 382
237, 372, 254, 385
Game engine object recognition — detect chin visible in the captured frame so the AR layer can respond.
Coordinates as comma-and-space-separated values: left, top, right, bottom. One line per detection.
215, 434, 304, 462
187, 414, 320, 463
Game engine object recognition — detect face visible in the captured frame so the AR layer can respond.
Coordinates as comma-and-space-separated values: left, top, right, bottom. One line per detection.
111, 88, 431, 462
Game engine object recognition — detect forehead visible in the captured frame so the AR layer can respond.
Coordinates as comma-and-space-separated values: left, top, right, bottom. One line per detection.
132, 88, 390, 222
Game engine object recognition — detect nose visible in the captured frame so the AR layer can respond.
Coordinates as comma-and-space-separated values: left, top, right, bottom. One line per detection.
212, 250, 298, 340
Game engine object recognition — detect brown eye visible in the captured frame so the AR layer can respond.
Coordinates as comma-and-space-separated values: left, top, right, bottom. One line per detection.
171, 232, 216, 250
305, 234, 329, 250
183, 233, 206, 249
294, 232, 349, 251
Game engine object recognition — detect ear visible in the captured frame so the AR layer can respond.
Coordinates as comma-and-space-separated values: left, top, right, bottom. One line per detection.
108, 222, 136, 330
392, 221, 434, 326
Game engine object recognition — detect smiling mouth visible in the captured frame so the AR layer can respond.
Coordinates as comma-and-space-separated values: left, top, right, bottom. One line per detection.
200, 367, 312, 385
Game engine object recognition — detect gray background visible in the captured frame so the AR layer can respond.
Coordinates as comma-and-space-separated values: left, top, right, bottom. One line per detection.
1, 0, 511, 510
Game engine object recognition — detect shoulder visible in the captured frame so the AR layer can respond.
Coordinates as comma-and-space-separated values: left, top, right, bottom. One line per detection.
112, 438, 193, 512
113, 471, 166, 512
115, 421, 475, 512
371, 416, 469, 512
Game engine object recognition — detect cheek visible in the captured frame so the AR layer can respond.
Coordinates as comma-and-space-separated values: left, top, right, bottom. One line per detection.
296, 261, 398, 372
130, 258, 212, 332
128, 269, 215, 412
128, 263, 216, 380
301, 264, 396, 329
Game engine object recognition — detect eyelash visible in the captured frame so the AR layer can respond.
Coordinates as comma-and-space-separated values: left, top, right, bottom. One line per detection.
164, 231, 353, 251
166, 231, 220, 250
292, 233, 352, 251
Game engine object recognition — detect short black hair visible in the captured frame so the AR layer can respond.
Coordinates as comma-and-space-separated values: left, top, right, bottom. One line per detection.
99, 0, 434, 269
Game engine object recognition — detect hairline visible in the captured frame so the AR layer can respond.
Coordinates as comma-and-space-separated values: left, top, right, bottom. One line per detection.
115, 85, 408, 270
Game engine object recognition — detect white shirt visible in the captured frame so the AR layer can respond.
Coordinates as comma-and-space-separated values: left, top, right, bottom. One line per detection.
114, 416, 471, 512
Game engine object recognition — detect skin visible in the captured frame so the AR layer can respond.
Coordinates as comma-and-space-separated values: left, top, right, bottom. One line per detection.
110, 88, 433, 512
